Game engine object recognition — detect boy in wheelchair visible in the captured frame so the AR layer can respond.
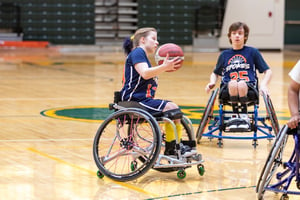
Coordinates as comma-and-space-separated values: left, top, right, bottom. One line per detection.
120, 27, 196, 158
205, 22, 272, 131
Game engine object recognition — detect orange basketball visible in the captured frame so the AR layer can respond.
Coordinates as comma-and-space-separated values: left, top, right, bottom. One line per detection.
154, 43, 184, 72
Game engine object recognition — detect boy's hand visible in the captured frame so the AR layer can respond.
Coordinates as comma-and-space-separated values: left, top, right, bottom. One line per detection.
205, 83, 215, 93
259, 85, 269, 96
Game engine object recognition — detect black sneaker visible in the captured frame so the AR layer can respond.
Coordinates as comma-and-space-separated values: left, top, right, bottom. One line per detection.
164, 142, 197, 158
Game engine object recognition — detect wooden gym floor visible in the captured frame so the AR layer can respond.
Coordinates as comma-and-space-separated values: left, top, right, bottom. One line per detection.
0, 46, 300, 200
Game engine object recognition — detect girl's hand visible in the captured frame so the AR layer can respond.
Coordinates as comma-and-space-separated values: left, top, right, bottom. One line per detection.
163, 54, 182, 72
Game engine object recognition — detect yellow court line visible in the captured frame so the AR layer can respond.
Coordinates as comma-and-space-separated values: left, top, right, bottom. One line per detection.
27, 147, 160, 198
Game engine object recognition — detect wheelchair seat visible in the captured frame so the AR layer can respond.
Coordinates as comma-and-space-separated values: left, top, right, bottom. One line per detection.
218, 83, 260, 108
110, 91, 183, 120
217, 83, 260, 132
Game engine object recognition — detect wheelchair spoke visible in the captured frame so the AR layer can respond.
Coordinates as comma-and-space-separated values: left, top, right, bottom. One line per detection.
93, 108, 161, 181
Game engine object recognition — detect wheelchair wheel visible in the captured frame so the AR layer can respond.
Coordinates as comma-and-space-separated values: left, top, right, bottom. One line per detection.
263, 93, 280, 136
196, 88, 219, 143
93, 108, 162, 182
256, 125, 288, 200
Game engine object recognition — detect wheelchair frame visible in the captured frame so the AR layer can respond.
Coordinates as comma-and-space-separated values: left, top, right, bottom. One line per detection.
93, 101, 204, 182
256, 125, 300, 200
196, 88, 279, 148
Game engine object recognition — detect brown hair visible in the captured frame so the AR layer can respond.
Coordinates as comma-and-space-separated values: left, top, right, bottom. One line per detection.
132, 27, 157, 48
227, 22, 249, 44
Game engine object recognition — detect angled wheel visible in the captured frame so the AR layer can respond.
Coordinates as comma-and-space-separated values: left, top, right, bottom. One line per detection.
93, 108, 161, 182
263, 93, 280, 136
256, 125, 288, 199
196, 88, 219, 143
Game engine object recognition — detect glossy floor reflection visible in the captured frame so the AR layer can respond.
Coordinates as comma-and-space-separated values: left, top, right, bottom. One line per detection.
0, 46, 299, 200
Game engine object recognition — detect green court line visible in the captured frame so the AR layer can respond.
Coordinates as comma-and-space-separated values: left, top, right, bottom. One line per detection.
145, 185, 256, 200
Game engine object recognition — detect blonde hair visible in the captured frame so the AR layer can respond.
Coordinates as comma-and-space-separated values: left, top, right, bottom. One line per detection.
132, 27, 157, 48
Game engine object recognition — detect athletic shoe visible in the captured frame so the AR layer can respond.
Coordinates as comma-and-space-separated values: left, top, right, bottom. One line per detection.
164, 142, 197, 158
179, 143, 197, 157
226, 115, 239, 129
238, 114, 250, 129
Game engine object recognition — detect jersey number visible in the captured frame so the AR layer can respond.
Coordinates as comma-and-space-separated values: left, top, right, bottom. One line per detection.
146, 84, 157, 98
229, 71, 249, 81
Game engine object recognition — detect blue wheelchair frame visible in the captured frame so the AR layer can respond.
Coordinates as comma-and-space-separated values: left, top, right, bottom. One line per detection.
256, 125, 300, 200
196, 88, 279, 148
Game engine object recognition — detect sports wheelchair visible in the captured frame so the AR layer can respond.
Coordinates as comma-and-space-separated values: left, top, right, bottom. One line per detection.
196, 87, 279, 148
256, 125, 300, 200
93, 92, 204, 182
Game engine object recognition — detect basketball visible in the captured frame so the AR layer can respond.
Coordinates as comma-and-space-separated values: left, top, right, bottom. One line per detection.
155, 43, 184, 72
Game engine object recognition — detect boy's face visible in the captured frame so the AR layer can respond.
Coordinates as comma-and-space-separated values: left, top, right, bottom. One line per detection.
230, 27, 246, 48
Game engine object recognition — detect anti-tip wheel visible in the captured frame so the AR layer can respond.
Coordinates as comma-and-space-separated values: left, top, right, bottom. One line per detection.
177, 169, 186, 179
97, 170, 104, 179
197, 164, 205, 176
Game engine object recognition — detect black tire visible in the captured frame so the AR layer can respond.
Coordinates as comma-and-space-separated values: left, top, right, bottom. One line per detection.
263, 93, 280, 136
93, 108, 161, 182
256, 125, 288, 199
196, 88, 219, 143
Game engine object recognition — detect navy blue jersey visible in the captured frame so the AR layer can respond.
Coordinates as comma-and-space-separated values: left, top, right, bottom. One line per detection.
213, 46, 270, 86
120, 47, 158, 101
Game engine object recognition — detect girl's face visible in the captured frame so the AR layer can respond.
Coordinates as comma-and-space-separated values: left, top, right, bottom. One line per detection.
230, 27, 246, 49
141, 31, 159, 54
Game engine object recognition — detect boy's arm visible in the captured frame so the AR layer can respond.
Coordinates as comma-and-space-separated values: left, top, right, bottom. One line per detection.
259, 69, 272, 95
287, 79, 300, 129
205, 73, 219, 93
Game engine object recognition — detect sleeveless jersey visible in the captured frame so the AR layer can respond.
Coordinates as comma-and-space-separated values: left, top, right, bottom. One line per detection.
120, 47, 158, 101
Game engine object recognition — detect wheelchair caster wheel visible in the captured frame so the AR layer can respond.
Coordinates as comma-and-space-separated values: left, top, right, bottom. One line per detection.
197, 164, 205, 176
280, 194, 289, 200
217, 139, 223, 148
177, 169, 186, 179
131, 161, 137, 171
97, 170, 104, 179
252, 140, 258, 148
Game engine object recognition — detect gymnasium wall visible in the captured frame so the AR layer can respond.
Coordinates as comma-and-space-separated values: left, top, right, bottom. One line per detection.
1, 0, 300, 46
137, 0, 223, 45
285, 0, 300, 44
0, 0, 94, 44
218, 0, 285, 50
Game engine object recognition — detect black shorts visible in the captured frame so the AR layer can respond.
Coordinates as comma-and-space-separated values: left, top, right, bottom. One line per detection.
219, 82, 258, 102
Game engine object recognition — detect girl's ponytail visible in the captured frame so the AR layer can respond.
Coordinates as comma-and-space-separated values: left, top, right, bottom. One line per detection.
123, 37, 133, 55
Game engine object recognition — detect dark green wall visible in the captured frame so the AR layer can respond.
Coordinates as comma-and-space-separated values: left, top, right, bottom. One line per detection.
285, 0, 300, 44
0, 0, 94, 44
137, 0, 222, 45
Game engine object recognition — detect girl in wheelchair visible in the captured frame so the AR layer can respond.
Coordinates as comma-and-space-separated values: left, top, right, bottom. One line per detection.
205, 22, 272, 131
120, 27, 196, 158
